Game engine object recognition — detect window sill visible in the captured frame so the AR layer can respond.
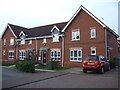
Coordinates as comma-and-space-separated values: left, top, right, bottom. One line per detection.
20, 44, 25, 45
70, 60, 82, 62
8, 58, 14, 60
51, 60, 61, 61
90, 37, 96, 39
52, 41, 59, 43
71, 39, 80, 41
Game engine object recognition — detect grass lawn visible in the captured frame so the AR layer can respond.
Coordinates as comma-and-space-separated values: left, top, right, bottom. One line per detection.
35, 65, 69, 70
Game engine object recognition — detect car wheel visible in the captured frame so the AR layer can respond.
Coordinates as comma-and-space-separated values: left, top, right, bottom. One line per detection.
99, 67, 104, 74
83, 69, 87, 73
107, 66, 110, 71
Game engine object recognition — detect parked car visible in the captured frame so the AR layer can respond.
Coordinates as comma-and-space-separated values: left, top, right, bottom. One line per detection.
83, 55, 110, 74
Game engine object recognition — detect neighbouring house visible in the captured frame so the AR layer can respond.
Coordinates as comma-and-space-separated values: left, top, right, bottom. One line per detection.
118, 40, 120, 66
0, 39, 2, 62
1, 5, 119, 67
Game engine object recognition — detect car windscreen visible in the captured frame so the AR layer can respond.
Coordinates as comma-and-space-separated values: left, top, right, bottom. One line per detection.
85, 56, 99, 61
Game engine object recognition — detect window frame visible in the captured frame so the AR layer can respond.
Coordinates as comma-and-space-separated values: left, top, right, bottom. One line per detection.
10, 38, 14, 45
20, 39, 25, 45
29, 40, 32, 44
43, 38, 47, 43
51, 49, 60, 61
8, 50, 14, 60
3, 50, 5, 55
52, 34, 59, 42
90, 28, 96, 38
72, 30, 80, 41
91, 48, 96, 55
70, 48, 82, 62
19, 50, 26, 60
3, 39, 6, 45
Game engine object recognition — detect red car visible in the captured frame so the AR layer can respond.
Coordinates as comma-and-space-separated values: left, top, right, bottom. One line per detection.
83, 55, 110, 74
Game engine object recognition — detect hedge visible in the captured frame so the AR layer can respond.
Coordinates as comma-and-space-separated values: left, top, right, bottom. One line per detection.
16, 61, 35, 73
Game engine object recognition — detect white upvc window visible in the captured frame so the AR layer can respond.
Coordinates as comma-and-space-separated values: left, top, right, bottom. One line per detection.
4, 39, 6, 45
72, 30, 80, 41
43, 38, 47, 43
70, 48, 82, 62
21, 39, 25, 45
51, 49, 60, 61
10, 38, 14, 45
8, 50, 14, 59
29, 40, 32, 44
90, 28, 96, 38
91, 47, 96, 55
3, 50, 5, 55
19, 50, 26, 60
52, 34, 59, 42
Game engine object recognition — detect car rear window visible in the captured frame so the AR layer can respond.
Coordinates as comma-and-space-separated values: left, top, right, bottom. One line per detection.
85, 56, 99, 61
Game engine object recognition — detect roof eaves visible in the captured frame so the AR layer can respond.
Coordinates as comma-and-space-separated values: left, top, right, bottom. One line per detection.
8, 24, 17, 38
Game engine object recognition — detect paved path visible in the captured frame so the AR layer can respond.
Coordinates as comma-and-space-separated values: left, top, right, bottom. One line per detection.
1, 66, 119, 89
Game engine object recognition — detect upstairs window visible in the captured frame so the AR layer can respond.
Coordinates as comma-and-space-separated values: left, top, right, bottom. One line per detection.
3, 50, 5, 55
29, 40, 32, 44
43, 38, 47, 43
21, 40, 25, 45
4, 39, 6, 45
72, 30, 80, 41
53, 34, 59, 42
10, 38, 14, 45
90, 28, 96, 38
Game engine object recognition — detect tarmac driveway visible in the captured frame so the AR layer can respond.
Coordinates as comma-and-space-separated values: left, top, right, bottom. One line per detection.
2, 66, 38, 81
1, 66, 120, 89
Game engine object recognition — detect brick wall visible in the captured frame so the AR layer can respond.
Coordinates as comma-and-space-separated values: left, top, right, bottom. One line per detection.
64, 9, 106, 67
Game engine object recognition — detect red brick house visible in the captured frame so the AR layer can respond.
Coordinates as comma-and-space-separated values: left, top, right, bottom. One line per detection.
1, 5, 119, 67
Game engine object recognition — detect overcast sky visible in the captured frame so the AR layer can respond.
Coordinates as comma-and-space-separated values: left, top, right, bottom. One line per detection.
0, 0, 119, 37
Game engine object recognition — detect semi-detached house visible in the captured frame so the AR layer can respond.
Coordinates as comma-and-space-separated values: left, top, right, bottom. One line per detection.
1, 5, 119, 67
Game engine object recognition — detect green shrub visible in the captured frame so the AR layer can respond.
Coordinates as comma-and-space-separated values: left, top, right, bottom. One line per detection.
47, 61, 61, 69
16, 61, 35, 73
109, 59, 116, 69
47, 61, 55, 69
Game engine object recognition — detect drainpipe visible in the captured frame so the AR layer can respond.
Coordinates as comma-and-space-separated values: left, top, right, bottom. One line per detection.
1, 39, 2, 60
16, 42, 18, 60
62, 36, 64, 67
105, 28, 108, 59
35, 38, 38, 62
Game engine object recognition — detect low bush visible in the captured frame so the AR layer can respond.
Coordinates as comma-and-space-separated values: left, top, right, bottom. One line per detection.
109, 58, 117, 69
47, 61, 60, 69
16, 61, 35, 73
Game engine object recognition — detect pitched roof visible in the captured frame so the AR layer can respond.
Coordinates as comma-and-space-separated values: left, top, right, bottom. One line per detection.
28, 22, 68, 38
7, 22, 68, 39
2, 5, 118, 39
62, 5, 119, 37
8, 24, 29, 38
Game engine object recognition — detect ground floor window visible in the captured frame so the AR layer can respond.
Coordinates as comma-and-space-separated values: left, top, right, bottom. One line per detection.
70, 48, 82, 62
51, 49, 60, 61
19, 50, 26, 60
8, 50, 14, 59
